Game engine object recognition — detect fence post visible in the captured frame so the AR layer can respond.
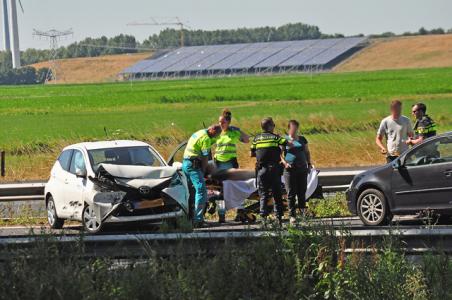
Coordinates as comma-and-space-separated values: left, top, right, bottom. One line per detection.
1, 151, 5, 177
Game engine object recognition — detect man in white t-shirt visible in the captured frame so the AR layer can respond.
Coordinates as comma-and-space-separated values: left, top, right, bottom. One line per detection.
376, 100, 414, 163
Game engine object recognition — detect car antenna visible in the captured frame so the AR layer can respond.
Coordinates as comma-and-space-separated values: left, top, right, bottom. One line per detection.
104, 126, 109, 138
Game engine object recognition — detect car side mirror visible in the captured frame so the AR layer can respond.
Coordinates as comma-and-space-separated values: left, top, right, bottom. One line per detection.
75, 168, 87, 178
392, 159, 403, 170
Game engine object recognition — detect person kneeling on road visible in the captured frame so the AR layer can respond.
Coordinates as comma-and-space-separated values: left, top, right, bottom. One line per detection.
182, 124, 222, 227
251, 117, 290, 224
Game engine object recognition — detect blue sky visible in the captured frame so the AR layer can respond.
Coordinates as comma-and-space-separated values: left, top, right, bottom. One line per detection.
2, 0, 452, 50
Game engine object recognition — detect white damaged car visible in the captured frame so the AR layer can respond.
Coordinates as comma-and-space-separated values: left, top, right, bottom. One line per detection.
44, 140, 189, 233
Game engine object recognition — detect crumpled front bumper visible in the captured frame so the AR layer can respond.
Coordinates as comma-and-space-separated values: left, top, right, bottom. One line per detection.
105, 209, 185, 223
85, 165, 190, 225
88, 182, 188, 224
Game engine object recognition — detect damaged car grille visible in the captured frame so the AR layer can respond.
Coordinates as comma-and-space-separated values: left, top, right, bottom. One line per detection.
89, 164, 187, 219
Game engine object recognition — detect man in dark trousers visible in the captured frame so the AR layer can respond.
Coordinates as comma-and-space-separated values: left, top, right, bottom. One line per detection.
251, 117, 288, 224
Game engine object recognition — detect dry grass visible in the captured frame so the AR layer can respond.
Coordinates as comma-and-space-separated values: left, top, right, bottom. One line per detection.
336, 34, 452, 72
0, 130, 383, 182
30, 52, 152, 84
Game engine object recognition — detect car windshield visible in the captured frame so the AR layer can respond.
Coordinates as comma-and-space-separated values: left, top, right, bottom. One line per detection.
88, 146, 165, 172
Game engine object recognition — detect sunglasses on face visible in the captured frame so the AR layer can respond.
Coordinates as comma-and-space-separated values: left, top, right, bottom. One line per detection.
412, 110, 418, 113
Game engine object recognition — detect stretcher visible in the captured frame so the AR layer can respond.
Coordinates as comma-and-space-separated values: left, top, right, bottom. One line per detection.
205, 168, 322, 222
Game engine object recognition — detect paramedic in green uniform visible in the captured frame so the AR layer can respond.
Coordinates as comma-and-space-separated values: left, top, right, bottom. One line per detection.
214, 109, 249, 222
214, 109, 250, 170
182, 124, 222, 226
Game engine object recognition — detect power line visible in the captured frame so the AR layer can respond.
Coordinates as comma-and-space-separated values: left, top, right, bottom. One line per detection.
77, 43, 163, 51
33, 28, 73, 82
127, 17, 188, 47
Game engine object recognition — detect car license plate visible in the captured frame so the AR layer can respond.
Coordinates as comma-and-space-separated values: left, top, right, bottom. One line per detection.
134, 198, 164, 209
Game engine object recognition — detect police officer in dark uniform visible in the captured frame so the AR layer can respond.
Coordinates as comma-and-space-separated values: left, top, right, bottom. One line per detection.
406, 102, 437, 146
251, 117, 288, 223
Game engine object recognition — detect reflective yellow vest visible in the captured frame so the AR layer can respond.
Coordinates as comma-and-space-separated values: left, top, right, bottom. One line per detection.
214, 128, 241, 162
183, 129, 213, 159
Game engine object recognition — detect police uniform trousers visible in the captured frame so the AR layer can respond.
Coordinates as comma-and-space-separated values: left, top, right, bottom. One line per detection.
257, 164, 284, 217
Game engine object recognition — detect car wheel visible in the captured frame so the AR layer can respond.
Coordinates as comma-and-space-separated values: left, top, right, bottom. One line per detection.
357, 189, 391, 226
82, 204, 103, 234
47, 196, 64, 229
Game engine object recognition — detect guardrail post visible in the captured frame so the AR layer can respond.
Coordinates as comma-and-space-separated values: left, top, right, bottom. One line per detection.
1, 151, 5, 177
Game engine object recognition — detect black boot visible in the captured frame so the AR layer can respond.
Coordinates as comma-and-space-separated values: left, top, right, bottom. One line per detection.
218, 214, 226, 223
234, 209, 245, 222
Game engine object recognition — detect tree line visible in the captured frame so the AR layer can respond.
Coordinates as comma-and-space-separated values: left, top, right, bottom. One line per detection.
0, 23, 451, 85
0, 52, 49, 85
3, 23, 452, 67
369, 27, 452, 38
141, 23, 341, 48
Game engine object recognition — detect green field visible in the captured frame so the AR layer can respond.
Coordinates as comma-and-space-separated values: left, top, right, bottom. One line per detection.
1, 67, 452, 179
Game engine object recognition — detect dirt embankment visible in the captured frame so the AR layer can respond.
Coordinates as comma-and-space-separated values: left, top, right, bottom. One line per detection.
31, 52, 152, 84
336, 34, 452, 72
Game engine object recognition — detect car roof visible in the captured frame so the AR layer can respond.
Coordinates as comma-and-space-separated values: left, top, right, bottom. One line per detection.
437, 131, 452, 138
64, 140, 151, 151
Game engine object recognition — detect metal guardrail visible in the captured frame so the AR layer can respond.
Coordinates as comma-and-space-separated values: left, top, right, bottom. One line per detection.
0, 168, 370, 203
0, 182, 46, 202
2, 226, 452, 258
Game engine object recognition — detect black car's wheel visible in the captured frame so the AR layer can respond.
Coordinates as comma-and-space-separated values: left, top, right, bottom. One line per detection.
47, 196, 64, 229
82, 203, 103, 234
357, 189, 392, 226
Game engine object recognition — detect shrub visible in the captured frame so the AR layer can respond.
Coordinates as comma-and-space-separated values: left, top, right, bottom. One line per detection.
1, 226, 450, 299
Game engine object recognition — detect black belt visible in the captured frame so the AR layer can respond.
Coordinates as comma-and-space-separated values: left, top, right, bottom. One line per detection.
256, 162, 280, 169
185, 157, 201, 162
184, 157, 202, 169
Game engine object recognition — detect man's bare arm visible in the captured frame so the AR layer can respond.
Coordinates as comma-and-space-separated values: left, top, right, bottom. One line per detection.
305, 144, 312, 167
240, 131, 250, 143
408, 136, 424, 146
376, 135, 387, 154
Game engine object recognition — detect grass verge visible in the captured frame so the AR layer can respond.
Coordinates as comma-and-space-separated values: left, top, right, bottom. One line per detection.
0, 225, 450, 299
2, 67, 452, 181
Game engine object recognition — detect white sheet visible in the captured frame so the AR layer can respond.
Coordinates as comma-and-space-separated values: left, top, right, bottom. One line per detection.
222, 169, 319, 210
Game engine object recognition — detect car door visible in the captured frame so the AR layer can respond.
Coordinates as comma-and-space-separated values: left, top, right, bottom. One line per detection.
167, 141, 187, 166
66, 149, 87, 220
427, 136, 452, 210
51, 149, 73, 217
391, 136, 452, 212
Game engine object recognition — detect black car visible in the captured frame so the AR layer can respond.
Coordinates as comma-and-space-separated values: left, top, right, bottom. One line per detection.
347, 132, 452, 226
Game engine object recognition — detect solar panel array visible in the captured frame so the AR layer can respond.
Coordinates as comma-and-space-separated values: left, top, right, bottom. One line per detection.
121, 37, 367, 77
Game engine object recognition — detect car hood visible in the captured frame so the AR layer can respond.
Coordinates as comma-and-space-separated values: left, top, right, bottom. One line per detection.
360, 164, 390, 178
98, 163, 176, 179
98, 163, 176, 188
